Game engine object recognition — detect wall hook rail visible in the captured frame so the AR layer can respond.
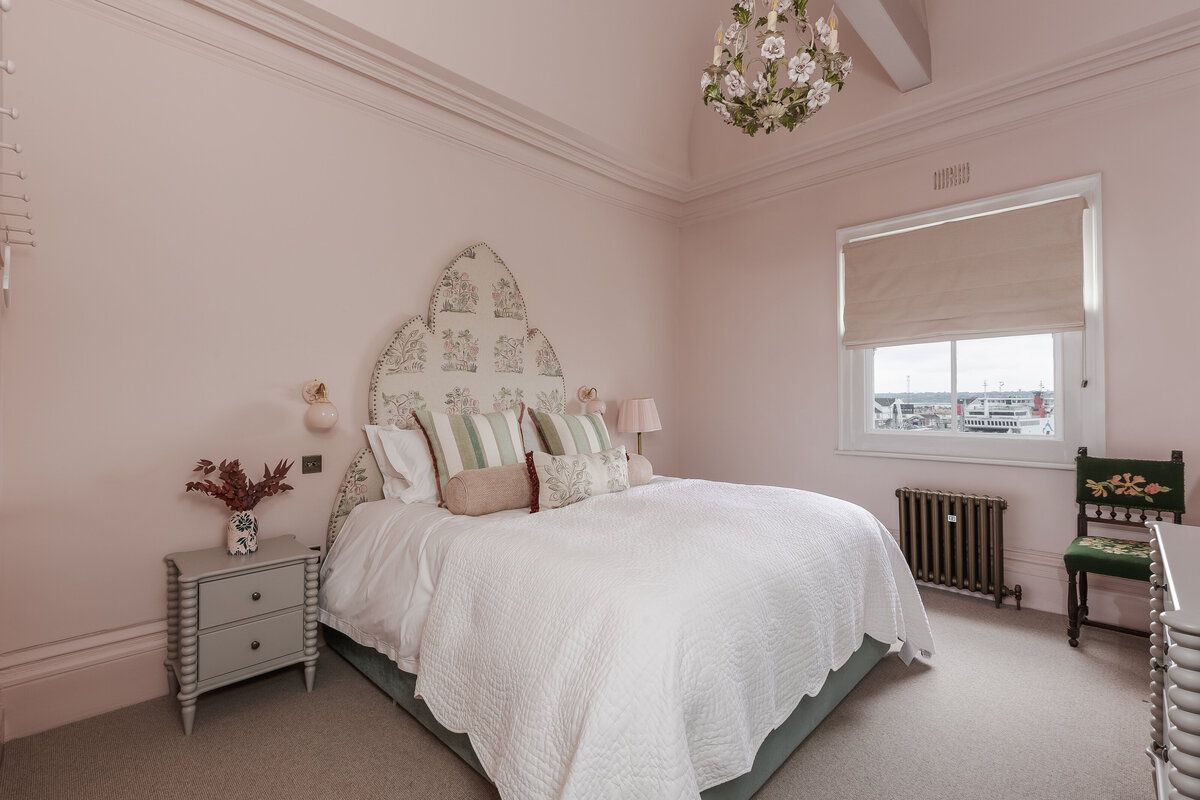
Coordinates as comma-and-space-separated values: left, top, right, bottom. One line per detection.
0, 0, 31, 314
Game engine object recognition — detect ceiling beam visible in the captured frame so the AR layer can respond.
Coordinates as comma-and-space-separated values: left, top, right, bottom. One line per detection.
836, 0, 931, 92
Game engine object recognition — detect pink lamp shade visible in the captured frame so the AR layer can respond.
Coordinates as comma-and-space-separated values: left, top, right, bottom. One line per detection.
617, 398, 662, 433
617, 398, 660, 456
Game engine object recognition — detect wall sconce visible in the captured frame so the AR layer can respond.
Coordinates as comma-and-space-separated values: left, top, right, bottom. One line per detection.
302, 379, 339, 430
577, 386, 607, 416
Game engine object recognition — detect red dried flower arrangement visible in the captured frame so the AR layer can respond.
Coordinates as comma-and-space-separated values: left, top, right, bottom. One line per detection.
185, 458, 294, 512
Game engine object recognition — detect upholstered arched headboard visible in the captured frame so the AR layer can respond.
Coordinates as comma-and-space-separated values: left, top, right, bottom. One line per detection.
326, 243, 567, 550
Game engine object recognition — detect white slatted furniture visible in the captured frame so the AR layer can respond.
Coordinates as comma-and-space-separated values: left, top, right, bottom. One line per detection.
165, 535, 319, 735
1150, 522, 1200, 798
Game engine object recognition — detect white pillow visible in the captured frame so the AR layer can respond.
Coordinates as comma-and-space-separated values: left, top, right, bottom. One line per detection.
378, 428, 440, 505
363, 424, 410, 500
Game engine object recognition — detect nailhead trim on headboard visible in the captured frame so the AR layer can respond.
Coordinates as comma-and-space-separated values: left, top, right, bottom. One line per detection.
326, 243, 567, 547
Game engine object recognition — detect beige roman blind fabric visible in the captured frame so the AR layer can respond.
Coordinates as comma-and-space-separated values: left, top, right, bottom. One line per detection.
842, 196, 1087, 348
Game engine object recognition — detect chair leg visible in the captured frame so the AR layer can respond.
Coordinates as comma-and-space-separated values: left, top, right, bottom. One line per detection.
1067, 569, 1080, 648
1079, 571, 1089, 620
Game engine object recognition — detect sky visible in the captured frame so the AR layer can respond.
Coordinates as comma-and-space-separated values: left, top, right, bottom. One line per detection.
874, 334, 1054, 394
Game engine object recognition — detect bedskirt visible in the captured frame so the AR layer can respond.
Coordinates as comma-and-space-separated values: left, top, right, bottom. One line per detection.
322, 625, 890, 800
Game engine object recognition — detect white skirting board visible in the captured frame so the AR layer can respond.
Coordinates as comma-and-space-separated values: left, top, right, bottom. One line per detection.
0, 620, 169, 741
0, 624, 330, 741
1003, 545, 1149, 628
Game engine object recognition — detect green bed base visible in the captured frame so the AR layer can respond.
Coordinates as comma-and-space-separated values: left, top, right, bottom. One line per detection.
322, 626, 889, 799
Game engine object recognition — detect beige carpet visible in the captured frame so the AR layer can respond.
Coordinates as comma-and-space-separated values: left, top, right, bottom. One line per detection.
0, 589, 1150, 800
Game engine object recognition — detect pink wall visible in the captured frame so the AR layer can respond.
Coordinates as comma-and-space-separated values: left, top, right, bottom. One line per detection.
688, 0, 1200, 181
294, 0, 709, 181
0, 0, 679, 737
677, 80, 1200, 625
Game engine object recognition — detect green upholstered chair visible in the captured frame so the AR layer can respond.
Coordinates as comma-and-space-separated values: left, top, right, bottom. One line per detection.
1065, 446, 1185, 647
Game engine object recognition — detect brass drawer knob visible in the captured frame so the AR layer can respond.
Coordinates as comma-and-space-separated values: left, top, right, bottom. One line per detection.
250, 640, 261, 650
251, 592, 261, 601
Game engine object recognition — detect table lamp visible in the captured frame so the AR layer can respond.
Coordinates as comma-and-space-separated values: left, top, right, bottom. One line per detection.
617, 397, 661, 456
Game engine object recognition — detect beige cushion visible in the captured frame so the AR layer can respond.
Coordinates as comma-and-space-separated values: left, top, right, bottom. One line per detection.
628, 453, 652, 487
443, 463, 532, 516
529, 446, 630, 512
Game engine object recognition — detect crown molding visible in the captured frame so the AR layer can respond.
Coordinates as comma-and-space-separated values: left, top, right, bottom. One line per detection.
71, 0, 689, 221
680, 9, 1200, 225
55, 2, 1200, 227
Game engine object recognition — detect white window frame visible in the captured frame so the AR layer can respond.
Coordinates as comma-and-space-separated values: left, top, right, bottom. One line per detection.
836, 174, 1105, 469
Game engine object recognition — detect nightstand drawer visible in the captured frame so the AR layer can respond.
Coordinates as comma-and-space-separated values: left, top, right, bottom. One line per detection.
199, 563, 304, 629
197, 609, 303, 681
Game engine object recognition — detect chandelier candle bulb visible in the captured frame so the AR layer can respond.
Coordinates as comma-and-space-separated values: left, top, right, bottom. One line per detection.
768, 0, 778, 32
713, 25, 723, 65
829, 11, 839, 52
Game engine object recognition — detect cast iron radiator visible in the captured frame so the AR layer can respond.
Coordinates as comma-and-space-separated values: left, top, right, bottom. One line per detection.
895, 488, 1022, 609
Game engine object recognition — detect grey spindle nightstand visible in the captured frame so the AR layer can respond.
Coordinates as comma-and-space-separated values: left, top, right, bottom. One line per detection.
164, 535, 320, 735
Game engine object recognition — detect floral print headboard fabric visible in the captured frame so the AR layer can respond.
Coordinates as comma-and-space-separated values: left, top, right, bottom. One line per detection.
368, 243, 567, 428
327, 243, 568, 550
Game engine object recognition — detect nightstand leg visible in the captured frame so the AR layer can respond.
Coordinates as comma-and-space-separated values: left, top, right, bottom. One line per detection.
178, 579, 200, 734
303, 555, 320, 694
180, 700, 196, 736
166, 561, 180, 698
304, 663, 316, 692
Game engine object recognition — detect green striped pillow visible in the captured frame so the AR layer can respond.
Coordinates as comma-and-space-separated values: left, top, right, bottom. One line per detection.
531, 410, 612, 456
413, 406, 526, 502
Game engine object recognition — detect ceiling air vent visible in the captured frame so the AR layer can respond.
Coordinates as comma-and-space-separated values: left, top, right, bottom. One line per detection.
933, 162, 970, 191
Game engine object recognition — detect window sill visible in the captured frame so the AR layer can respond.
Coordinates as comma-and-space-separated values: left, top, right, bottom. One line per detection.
834, 448, 1075, 471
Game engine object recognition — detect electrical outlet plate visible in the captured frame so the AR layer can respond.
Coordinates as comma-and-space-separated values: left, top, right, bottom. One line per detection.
301, 455, 322, 474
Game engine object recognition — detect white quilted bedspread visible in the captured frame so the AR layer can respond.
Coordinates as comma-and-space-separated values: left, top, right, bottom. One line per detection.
413, 479, 934, 800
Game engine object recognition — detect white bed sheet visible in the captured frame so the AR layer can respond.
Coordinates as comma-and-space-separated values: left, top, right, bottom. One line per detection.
318, 498, 526, 672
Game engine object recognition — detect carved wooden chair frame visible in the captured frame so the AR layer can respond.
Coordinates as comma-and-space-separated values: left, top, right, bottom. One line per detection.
1068, 446, 1184, 646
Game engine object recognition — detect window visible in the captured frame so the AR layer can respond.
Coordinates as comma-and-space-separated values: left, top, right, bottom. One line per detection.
872, 334, 1055, 436
837, 176, 1104, 468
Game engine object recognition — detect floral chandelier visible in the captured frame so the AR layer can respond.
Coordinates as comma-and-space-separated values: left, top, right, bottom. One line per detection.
702, 0, 852, 136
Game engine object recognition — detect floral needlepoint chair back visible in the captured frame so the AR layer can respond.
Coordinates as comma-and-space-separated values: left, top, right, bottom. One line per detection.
1076, 449, 1186, 514
1063, 446, 1185, 647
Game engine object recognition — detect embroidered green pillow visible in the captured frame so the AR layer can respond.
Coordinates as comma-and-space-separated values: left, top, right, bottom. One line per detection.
527, 446, 629, 512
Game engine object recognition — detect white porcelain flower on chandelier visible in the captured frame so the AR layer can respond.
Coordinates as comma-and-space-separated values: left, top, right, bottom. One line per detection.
806, 78, 832, 110
723, 69, 749, 98
815, 16, 833, 47
701, 0, 851, 136
761, 35, 787, 61
788, 52, 816, 83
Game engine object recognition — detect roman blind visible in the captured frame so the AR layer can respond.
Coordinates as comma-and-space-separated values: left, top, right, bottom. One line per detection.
842, 196, 1087, 348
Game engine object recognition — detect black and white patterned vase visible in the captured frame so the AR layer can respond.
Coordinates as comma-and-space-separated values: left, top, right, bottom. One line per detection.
226, 510, 259, 555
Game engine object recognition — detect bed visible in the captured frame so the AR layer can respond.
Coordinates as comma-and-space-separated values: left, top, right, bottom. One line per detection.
319, 244, 934, 800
